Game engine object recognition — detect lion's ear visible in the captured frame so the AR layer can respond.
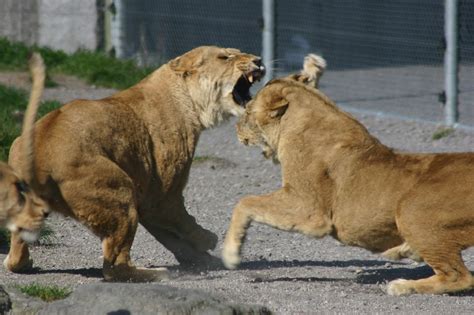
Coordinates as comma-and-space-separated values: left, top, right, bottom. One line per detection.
169, 56, 202, 77
268, 98, 289, 119
169, 57, 191, 77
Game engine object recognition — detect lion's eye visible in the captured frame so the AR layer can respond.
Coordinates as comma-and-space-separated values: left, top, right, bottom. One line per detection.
15, 181, 30, 202
13, 183, 26, 206
15, 181, 28, 193
218, 54, 230, 60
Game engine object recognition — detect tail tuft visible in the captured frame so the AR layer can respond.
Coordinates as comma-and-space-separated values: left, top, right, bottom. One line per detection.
300, 54, 326, 88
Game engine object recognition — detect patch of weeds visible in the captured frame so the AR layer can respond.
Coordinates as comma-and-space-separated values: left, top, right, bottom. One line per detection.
192, 155, 237, 169
0, 37, 154, 89
0, 84, 61, 160
432, 127, 454, 140
193, 155, 214, 163
36, 224, 56, 245
17, 283, 71, 302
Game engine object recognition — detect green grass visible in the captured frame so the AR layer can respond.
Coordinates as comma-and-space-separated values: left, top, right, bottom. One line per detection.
193, 155, 214, 163
17, 283, 71, 302
0, 37, 154, 89
0, 84, 61, 161
35, 224, 56, 245
432, 127, 454, 140
55, 50, 153, 89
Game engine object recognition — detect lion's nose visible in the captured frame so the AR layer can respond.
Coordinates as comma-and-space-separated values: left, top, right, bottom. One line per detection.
253, 58, 262, 67
252, 58, 266, 79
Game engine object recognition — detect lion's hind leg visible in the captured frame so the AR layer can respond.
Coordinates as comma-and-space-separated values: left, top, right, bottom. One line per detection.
387, 203, 474, 295
387, 250, 473, 295
61, 158, 169, 282
139, 200, 220, 269
160, 196, 218, 253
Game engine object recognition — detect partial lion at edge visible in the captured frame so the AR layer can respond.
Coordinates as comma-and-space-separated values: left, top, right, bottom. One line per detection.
1, 53, 49, 268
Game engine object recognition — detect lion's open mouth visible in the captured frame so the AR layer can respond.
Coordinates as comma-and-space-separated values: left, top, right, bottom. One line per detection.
232, 67, 265, 107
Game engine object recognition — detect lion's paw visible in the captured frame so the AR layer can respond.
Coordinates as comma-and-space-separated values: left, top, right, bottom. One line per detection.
386, 279, 416, 296
221, 246, 241, 270
191, 229, 218, 252
381, 247, 402, 261
3, 254, 33, 272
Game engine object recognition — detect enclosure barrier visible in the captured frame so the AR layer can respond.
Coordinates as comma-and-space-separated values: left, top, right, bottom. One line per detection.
106, 0, 473, 127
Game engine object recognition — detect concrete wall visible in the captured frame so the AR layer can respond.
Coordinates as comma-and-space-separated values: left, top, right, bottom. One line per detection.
0, 0, 98, 53
0, 0, 39, 45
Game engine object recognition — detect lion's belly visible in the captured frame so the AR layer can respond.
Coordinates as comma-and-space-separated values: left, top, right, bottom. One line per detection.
331, 203, 403, 252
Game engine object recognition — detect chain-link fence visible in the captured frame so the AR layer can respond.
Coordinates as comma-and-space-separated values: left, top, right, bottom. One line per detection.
111, 0, 474, 127
113, 0, 262, 65
459, 0, 474, 126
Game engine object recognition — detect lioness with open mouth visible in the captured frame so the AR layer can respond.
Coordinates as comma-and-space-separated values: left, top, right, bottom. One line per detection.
6, 46, 265, 282
222, 55, 474, 295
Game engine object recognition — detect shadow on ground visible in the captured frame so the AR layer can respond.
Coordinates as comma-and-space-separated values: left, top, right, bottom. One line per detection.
17, 267, 103, 279
356, 265, 433, 284
239, 259, 403, 270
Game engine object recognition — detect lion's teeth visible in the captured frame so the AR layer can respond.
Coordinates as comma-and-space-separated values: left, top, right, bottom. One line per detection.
248, 74, 254, 83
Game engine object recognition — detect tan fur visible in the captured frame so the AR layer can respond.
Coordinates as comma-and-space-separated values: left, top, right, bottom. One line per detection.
223, 57, 474, 295
5, 46, 264, 282
1, 53, 49, 272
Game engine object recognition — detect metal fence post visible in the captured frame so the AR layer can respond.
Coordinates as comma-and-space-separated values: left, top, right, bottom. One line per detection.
262, 0, 275, 81
111, 0, 125, 58
104, 0, 113, 54
444, 0, 459, 126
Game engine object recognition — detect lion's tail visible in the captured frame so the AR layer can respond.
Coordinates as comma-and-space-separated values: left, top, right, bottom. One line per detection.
301, 54, 327, 89
21, 52, 45, 184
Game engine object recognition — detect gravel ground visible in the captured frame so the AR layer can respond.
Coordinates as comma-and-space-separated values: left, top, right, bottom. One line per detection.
1, 73, 474, 314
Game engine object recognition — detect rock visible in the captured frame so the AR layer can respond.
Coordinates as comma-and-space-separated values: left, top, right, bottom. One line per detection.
1, 286, 46, 315
38, 283, 272, 315
0, 285, 12, 314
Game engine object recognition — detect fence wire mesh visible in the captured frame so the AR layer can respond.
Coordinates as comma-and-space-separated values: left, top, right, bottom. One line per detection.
459, 0, 474, 126
116, 0, 262, 65
113, 0, 474, 126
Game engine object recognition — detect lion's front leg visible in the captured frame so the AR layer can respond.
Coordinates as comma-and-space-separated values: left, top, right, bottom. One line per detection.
222, 188, 332, 269
3, 231, 33, 272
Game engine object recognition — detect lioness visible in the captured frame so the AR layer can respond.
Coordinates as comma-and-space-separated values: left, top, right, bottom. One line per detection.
1, 53, 49, 250
6, 46, 265, 282
222, 57, 474, 295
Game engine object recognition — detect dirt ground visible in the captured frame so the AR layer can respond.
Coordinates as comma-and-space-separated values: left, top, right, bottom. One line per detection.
1, 72, 474, 314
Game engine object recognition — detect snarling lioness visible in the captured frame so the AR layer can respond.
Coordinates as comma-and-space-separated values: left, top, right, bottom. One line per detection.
222, 55, 474, 295
6, 46, 265, 282
1, 53, 49, 261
